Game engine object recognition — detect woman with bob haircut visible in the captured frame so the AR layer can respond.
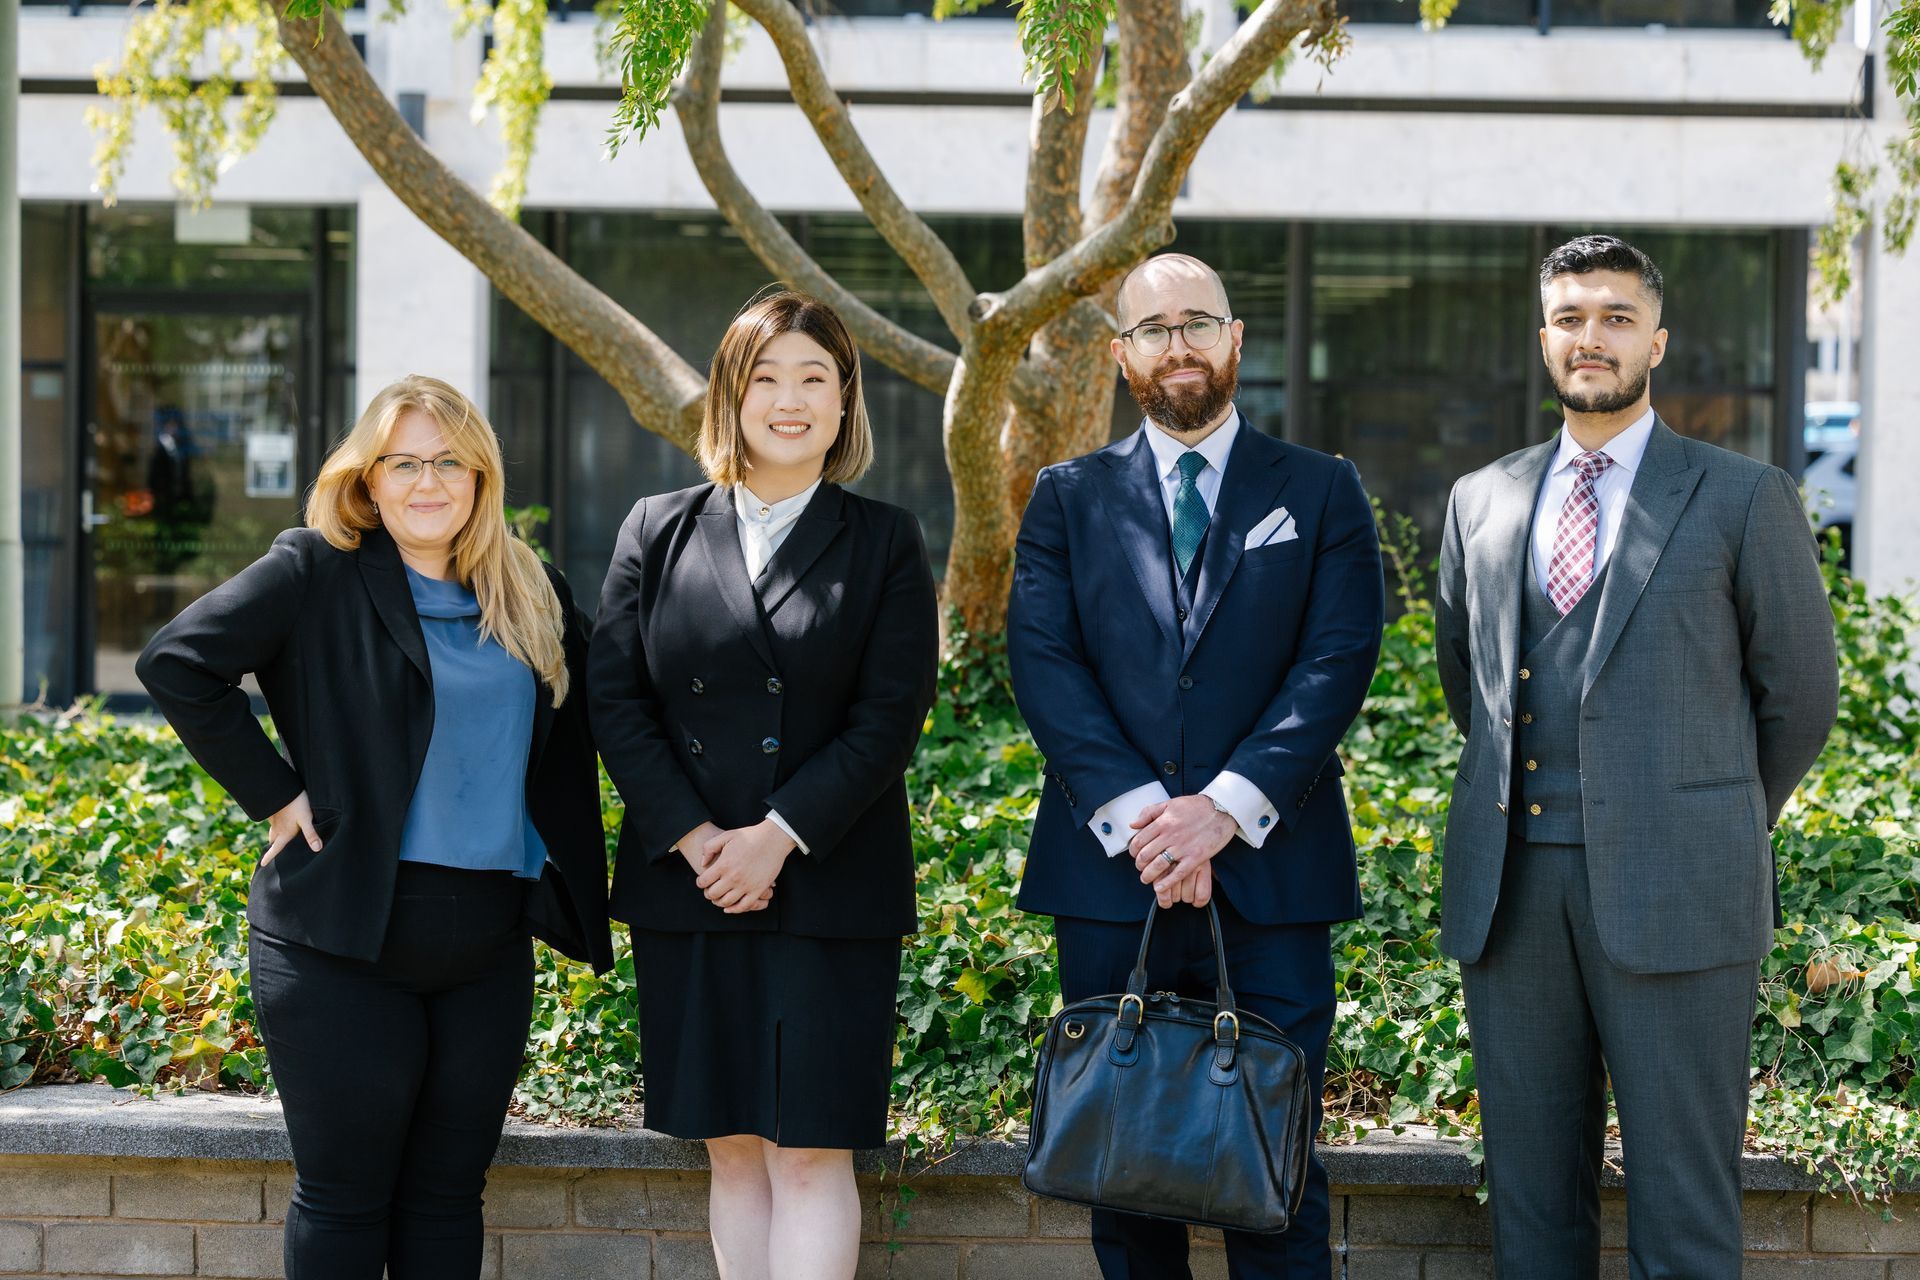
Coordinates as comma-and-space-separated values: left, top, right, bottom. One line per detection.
589, 291, 939, 1278
137, 375, 613, 1279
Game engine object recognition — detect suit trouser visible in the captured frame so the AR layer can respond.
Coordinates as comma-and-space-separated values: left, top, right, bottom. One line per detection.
249, 863, 535, 1280
1459, 840, 1758, 1280
1053, 899, 1335, 1280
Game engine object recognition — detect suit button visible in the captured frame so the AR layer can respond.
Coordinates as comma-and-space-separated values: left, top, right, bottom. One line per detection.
762, 737, 780, 754
1522, 713, 1534, 724
1178, 676, 1193, 690
1529, 804, 1543, 816
1496, 802, 1508, 815
1525, 760, 1538, 772
1100, 822, 1113, 835
1519, 668, 1531, 681
1176, 607, 1188, 621
766, 677, 783, 695
1161, 761, 1177, 776
688, 739, 703, 755
691, 678, 704, 694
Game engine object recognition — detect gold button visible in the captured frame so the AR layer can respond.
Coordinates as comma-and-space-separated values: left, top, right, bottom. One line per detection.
1529, 804, 1543, 816
1522, 713, 1534, 724
1526, 760, 1539, 772
1519, 668, 1531, 680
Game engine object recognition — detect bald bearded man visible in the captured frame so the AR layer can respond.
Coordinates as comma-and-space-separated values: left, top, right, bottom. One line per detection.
1009, 253, 1385, 1278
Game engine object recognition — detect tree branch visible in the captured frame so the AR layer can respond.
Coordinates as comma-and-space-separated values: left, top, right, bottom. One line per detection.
1023, 56, 1099, 269
729, 0, 981, 345
672, 5, 956, 396
980, 0, 1333, 343
1089, 0, 1189, 227
276, 4, 706, 448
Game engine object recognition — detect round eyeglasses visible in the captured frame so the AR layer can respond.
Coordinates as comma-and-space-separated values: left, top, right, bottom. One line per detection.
375, 453, 474, 483
1118, 314, 1232, 357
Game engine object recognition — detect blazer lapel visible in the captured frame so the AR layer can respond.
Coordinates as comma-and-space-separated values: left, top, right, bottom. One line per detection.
357, 524, 430, 684
1094, 431, 1181, 653
694, 486, 779, 672
757, 484, 847, 617
1182, 423, 1289, 666
1580, 420, 1705, 697
1476, 439, 1557, 709
526, 675, 557, 782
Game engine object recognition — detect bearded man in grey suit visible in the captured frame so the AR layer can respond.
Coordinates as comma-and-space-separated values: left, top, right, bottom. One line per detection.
1435, 235, 1838, 1277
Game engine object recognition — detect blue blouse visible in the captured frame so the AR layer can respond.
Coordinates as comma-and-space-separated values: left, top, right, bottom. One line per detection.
397, 566, 547, 878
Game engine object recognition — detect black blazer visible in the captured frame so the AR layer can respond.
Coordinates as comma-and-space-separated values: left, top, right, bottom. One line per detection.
587, 482, 939, 938
135, 524, 615, 971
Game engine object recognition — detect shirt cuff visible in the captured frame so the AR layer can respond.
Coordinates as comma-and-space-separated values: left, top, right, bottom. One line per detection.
766, 809, 810, 855
1202, 771, 1280, 849
1088, 781, 1172, 857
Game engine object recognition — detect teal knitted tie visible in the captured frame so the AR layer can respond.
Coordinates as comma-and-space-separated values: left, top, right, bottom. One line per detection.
1171, 451, 1210, 578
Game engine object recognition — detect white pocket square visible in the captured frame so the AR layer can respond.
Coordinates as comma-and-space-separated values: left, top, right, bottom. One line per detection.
1245, 507, 1298, 548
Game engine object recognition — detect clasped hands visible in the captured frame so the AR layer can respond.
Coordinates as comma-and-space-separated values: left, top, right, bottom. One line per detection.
1129, 795, 1237, 909
678, 819, 794, 914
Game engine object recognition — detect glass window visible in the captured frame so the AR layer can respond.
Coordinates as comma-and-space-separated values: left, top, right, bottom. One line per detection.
1343, 0, 1539, 24
1548, 0, 1776, 27
1309, 222, 1538, 539
20, 205, 75, 702
88, 205, 318, 292
804, 0, 1013, 16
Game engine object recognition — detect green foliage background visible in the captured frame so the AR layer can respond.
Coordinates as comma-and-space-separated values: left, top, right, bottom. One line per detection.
3, 529, 1917, 1196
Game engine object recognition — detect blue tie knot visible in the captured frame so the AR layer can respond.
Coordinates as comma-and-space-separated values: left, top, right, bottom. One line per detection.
1177, 452, 1207, 484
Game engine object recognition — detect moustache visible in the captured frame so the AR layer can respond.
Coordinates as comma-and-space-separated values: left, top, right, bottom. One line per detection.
1154, 359, 1211, 382
1567, 354, 1619, 373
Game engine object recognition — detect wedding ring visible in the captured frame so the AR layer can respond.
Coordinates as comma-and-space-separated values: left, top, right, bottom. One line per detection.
1162, 851, 1179, 866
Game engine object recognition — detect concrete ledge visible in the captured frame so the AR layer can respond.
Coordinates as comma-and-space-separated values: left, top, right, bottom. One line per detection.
0, 1084, 1817, 1189
0, 1087, 1904, 1280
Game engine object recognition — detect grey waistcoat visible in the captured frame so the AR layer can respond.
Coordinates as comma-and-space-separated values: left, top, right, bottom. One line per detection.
1511, 554, 1607, 845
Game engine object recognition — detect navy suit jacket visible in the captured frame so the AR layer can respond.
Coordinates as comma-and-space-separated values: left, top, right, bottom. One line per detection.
1007, 419, 1385, 925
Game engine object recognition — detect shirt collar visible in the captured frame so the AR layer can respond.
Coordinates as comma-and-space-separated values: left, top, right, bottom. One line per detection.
1553, 407, 1656, 477
733, 478, 821, 526
1142, 409, 1241, 482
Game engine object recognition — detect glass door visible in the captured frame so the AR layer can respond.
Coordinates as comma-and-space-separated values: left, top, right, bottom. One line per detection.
84, 308, 307, 697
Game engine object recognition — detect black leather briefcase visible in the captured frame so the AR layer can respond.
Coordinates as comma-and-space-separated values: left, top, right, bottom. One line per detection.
1022, 901, 1313, 1234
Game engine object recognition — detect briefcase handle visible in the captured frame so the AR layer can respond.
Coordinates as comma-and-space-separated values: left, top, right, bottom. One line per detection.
1121, 900, 1237, 1026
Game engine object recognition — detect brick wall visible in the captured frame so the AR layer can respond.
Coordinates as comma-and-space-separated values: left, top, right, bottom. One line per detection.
2, 1153, 1918, 1279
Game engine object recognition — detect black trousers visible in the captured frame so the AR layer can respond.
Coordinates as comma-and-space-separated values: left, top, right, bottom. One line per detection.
1053, 896, 1336, 1280
249, 862, 535, 1280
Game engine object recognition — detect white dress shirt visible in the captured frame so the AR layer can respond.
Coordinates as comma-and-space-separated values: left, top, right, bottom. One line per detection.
734, 479, 821, 580
1085, 413, 1282, 856
731, 479, 821, 854
1530, 409, 1656, 591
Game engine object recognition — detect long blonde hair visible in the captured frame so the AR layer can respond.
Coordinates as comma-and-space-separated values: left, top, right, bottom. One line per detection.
307, 375, 569, 705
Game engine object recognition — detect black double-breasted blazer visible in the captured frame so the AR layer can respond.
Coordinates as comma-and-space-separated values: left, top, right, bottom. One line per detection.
135, 523, 615, 971
587, 481, 939, 938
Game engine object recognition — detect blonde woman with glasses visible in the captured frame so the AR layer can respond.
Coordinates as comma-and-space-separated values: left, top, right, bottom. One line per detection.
137, 375, 613, 1279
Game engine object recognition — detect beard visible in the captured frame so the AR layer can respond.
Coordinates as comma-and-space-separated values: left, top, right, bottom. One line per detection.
1549, 350, 1651, 414
1124, 346, 1240, 435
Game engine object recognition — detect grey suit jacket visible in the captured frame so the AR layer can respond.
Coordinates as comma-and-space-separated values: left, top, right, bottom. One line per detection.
1434, 419, 1838, 975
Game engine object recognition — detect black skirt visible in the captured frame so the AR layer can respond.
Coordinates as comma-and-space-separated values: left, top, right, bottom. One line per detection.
634, 928, 902, 1149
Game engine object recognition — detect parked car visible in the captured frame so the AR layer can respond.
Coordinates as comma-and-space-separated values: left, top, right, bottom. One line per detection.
1802, 420, 1856, 565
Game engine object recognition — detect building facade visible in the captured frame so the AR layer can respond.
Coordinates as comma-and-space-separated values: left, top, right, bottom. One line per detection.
14, 0, 1914, 703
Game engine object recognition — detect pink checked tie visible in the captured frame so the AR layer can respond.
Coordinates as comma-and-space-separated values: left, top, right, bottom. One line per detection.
1546, 451, 1614, 614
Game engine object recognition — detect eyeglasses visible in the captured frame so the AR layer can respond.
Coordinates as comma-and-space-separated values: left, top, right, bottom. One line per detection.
1118, 314, 1233, 357
375, 453, 473, 483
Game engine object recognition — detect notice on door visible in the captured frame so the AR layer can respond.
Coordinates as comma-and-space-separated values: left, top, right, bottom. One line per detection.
245, 432, 297, 499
